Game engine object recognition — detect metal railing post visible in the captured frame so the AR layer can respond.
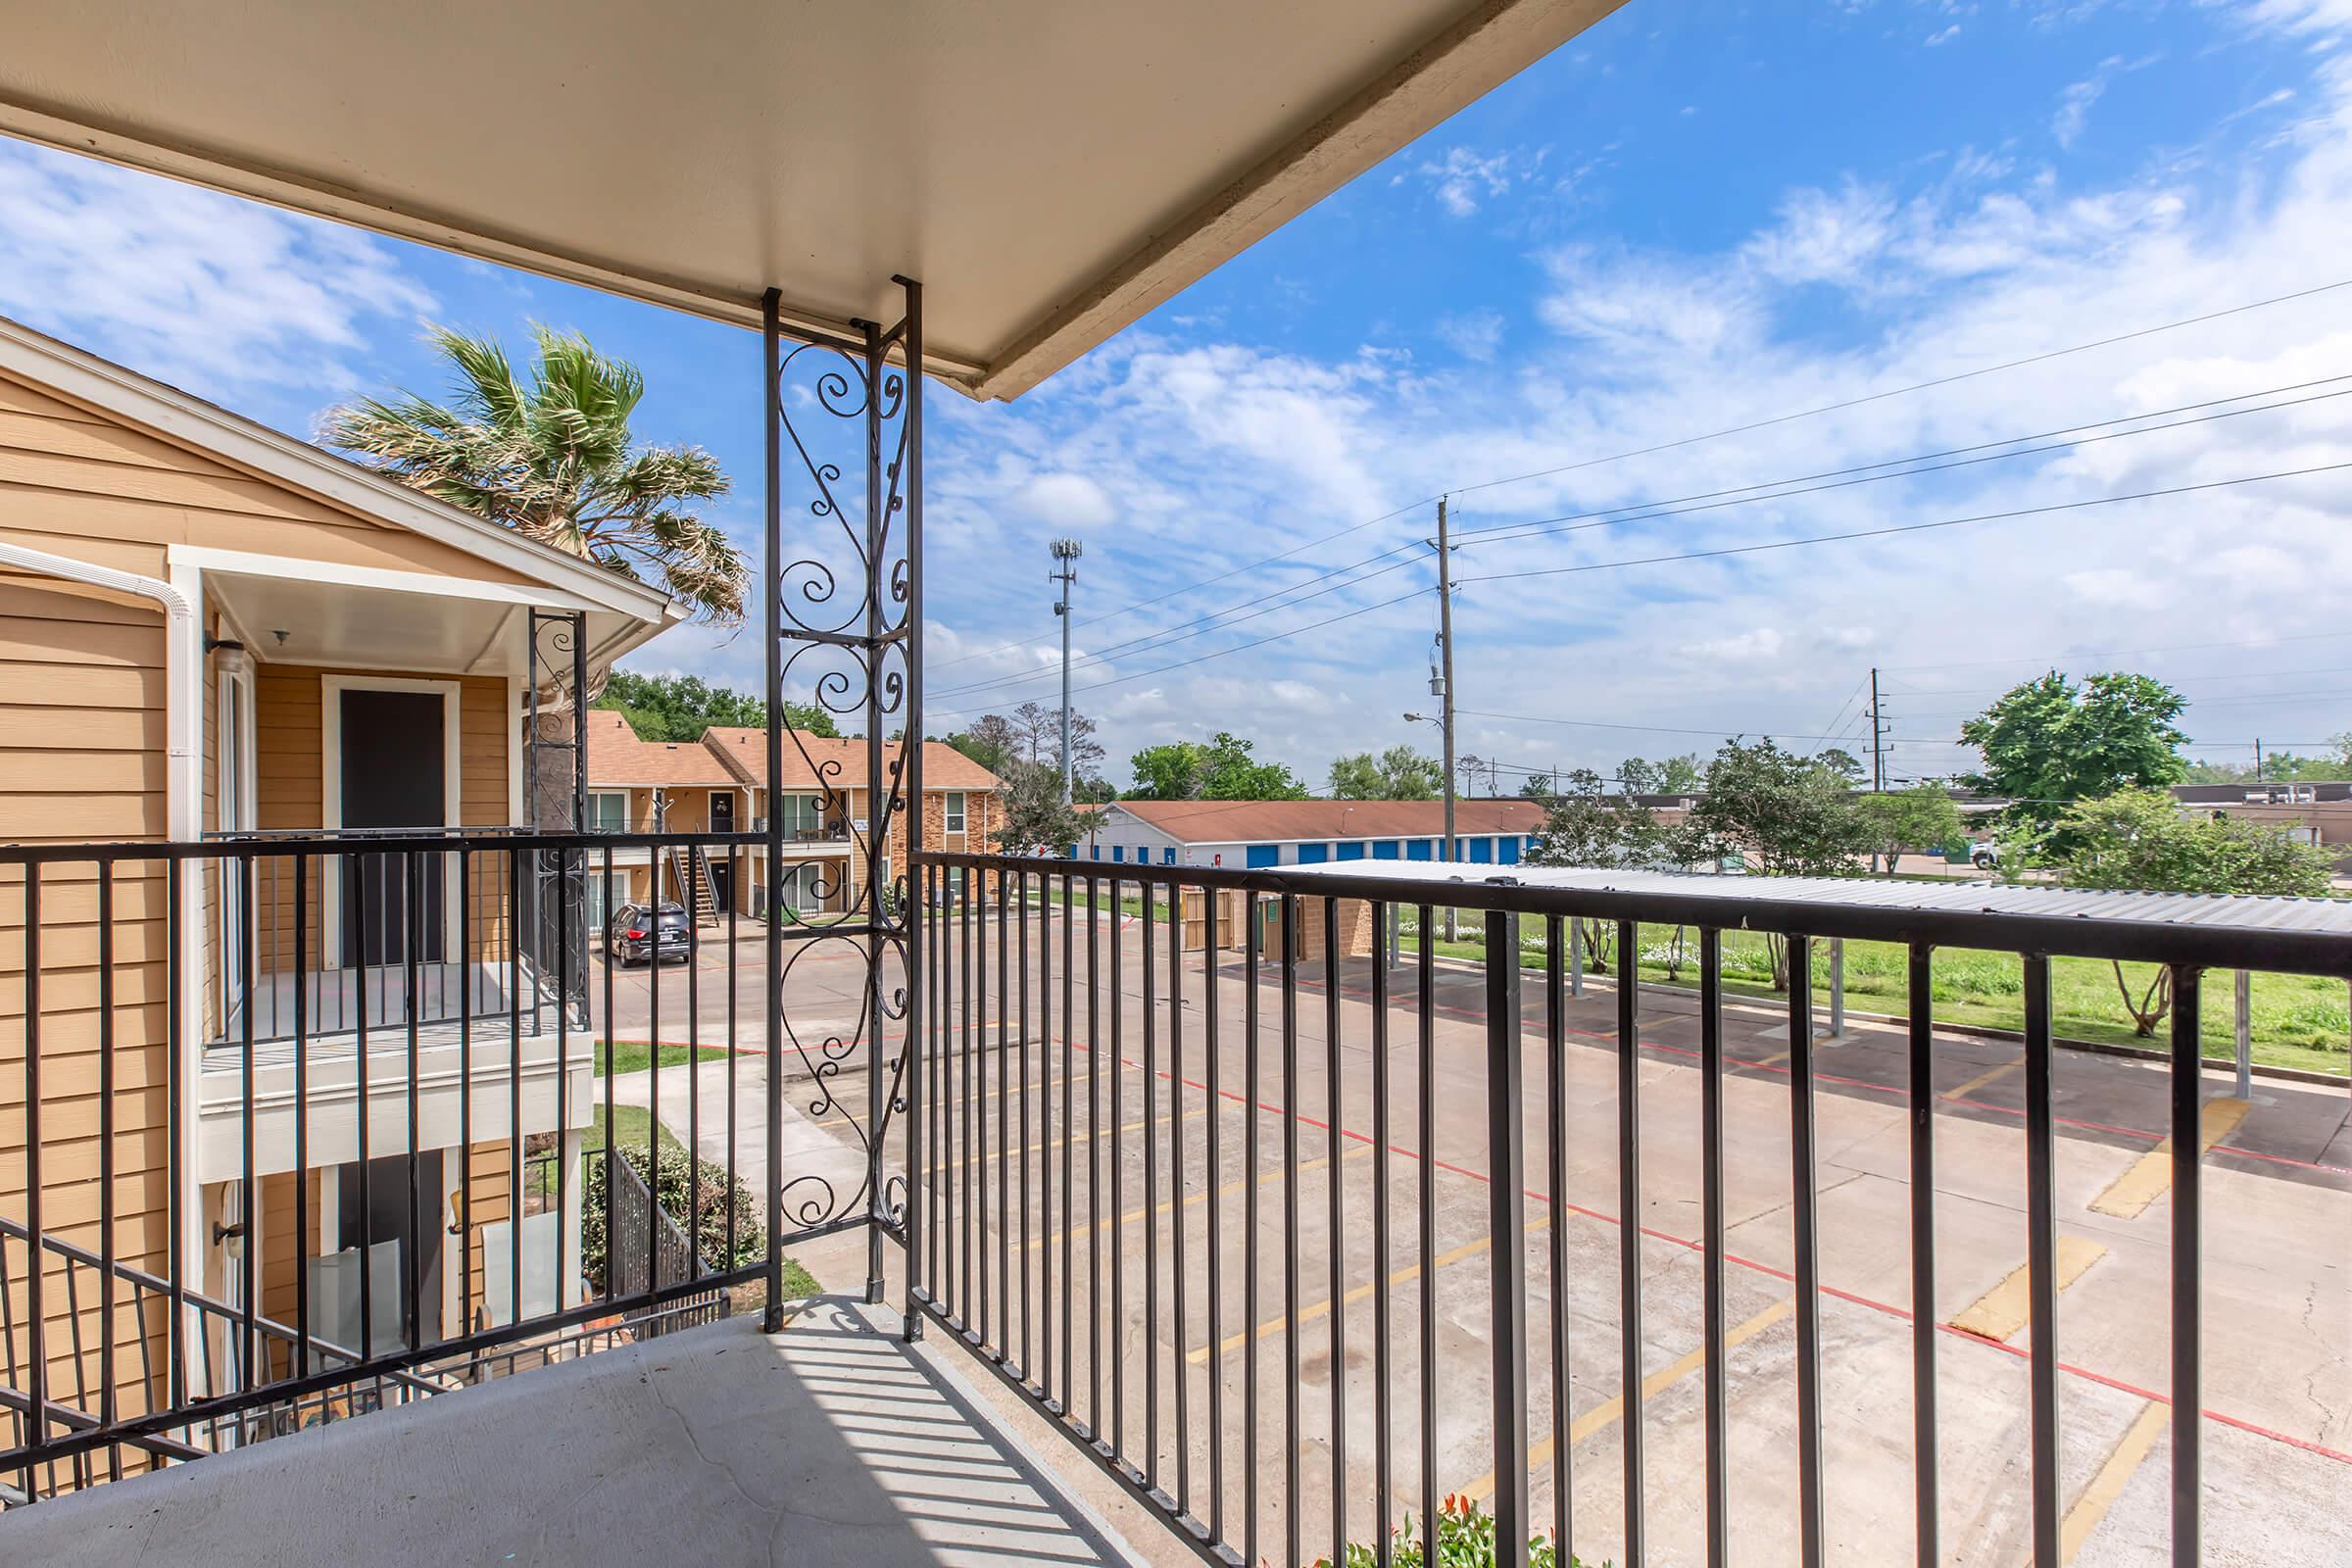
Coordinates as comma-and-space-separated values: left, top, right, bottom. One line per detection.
1485, 904, 1530, 1568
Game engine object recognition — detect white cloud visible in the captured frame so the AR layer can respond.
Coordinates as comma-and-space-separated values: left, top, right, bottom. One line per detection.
1436, 310, 1506, 362
1926, 24, 1961, 46
1016, 472, 1115, 529
2053, 74, 2107, 148
1411, 146, 1532, 217
0, 138, 434, 406
1744, 181, 1897, 285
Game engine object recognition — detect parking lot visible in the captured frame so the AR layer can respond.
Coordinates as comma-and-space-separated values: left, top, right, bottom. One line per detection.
850, 901, 2352, 1567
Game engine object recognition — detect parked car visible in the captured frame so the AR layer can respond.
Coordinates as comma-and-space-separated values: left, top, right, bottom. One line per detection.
607, 902, 694, 966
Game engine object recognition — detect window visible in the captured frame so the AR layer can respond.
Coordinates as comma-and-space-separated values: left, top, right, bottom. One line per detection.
587, 791, 628, 832
945, 791, 967, 833
775, 794, 825, 837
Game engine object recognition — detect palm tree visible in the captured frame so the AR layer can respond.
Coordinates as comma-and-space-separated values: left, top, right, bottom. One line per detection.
322, 325, 746, 622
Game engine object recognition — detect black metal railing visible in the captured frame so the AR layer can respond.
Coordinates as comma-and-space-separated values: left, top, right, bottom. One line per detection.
906, 851, 2352, 1568
0, 826, 827, 1502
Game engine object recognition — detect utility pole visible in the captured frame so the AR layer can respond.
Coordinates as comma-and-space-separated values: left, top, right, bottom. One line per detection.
1436, 498, 1458, 941
1051, 538, 1083, 802
2255, 736, 2265, 783
1869, 665, 1886, 793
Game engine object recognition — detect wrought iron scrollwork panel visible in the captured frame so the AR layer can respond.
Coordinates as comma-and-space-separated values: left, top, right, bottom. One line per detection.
763, 287, 920, 1251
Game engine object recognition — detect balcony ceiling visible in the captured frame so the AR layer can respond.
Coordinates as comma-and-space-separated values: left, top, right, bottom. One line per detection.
0, 0, 1622, 400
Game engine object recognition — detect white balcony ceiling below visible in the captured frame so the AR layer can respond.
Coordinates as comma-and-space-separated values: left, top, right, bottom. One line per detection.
0, 0, 1621, 400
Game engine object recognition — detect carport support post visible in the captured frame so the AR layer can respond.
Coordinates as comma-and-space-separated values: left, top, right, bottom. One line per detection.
1483, 907, 1530, 1568
1829, 939, 1845, 1041
2234, 970, 2252, 1100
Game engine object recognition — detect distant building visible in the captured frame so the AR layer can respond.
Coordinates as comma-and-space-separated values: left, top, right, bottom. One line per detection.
2171, 781, 2352, 866
1078, 798, 1545, 868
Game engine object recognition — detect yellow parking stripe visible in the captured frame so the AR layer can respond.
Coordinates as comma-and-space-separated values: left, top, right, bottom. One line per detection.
1948, 1234, 2105, 1343
1027, 1142, 1373, 1254
1191, 1213, 1553, 1366
2029, 1400, 2170, 1566
1464, 1297, 1796, 1503
942, 1107, 1202, 1174
2087, 1098, 2250, 1220
1947, 1058, 2024, 1101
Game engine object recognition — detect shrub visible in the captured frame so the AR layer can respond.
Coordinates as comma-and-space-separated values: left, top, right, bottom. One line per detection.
581, 1141, 765, 1292
1317, 1494, 1604, 1568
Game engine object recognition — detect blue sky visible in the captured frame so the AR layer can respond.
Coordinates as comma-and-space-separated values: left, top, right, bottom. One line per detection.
5, 0, 2352, 790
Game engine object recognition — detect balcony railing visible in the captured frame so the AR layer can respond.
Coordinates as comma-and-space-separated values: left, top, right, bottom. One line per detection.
904, 851, 2352, 1568
8, 832, 2349, 1563
0, 827, 789, 1502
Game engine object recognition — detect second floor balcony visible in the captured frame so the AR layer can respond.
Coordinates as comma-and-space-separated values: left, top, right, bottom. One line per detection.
6, 836, 2347, 1565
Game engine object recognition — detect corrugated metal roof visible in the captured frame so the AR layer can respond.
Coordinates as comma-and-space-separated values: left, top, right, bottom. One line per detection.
1103, 798, 1543, 844
1282, 859, 2352, 938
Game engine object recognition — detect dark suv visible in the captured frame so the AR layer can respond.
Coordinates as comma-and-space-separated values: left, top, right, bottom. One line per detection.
607, 902, 694, 966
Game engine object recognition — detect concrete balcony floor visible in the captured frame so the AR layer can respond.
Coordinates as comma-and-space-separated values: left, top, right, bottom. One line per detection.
10, 1298, 1142, 1568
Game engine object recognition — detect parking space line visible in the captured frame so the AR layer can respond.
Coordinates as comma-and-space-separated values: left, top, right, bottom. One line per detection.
2036, 1400, 2170, 1566
940, 1107, 1203, 1174
1463, 1296, 1797, 1504
1947, 1057, 2024, 1101
1949, 1235, 2105, 1343
2088, 1097, 2251, 1220
1187, 1212, 1546, 1366
1025, 1143, 1373, 1255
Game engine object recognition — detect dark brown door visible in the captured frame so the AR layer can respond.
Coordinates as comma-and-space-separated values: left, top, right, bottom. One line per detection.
340, 688, 447, 968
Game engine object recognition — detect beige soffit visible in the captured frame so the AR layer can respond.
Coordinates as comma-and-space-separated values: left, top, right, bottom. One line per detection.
0, 0, 1622, 401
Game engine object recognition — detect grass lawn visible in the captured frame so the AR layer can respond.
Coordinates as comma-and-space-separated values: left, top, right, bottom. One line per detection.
563, 1102, 824, 1300
1397, 918, 2351, 1077
592, 1041, 734, 1076
1027, 884, 1172, 921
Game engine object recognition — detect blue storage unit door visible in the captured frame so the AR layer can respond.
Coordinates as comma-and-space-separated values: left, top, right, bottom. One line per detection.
1297, 843, 1330, 863
1468, 837, 1493, 863
1245, 844, 1281, 868
1406, 839, 1434, 860
1336, 842, 1365, 860
1163, 847, 1177, 864
1111, 845, 1125, 862
1497, 836, 1522, 864
1372, 840, 1400, 859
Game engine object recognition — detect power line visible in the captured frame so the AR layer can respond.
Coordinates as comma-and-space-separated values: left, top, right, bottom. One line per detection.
1444, 274, 2352, 502
933, 459, 2352, 725
1453, 460, 2352, 588
1444, 378, 2352, 555
930, 371, 2348, 708
925, 275, 2352, 678
925, 584, 1437, 722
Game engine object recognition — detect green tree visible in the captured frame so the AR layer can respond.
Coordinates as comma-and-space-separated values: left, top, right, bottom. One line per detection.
1854, 785, 1965, 874
1329, 745, 1444, 800
1127, 732, 1306, 801
994, 761, 1090, 856
324, 324, 747, 622
946, 713, 1020, 777
1688, 738, 1868, 987
1616, 757, 1660, 794
1657, 753, 1705, 794
596, 669, 835, 741
2049, 789, 2336, 1034
1960, 671, 2187, 848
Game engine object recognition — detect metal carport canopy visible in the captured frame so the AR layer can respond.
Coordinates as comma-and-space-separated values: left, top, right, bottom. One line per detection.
1272, 858, 2352, 975
0, 0, 1622, 401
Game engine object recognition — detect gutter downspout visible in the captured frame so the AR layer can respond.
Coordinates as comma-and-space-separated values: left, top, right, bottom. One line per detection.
0, 540, 207, 1388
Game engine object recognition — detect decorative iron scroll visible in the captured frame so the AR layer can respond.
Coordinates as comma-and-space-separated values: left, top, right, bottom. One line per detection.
761, 283, 921, 1286
523, 608, 589, 1028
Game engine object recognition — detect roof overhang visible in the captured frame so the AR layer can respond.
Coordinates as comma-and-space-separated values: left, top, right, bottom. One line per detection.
0, 0, 1622, 400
